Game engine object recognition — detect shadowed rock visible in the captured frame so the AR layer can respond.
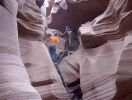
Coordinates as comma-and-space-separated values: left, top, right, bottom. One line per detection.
49, 0, 109, 32
59, 0, 132, 99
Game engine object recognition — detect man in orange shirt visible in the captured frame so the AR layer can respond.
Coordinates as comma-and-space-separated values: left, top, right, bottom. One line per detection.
48, 32, 58, 62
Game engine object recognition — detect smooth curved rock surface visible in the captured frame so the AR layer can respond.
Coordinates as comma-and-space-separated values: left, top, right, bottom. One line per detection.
59, 0, 132, 99
59, 33, 132, 100
0, 0, 41, 100
17, 0, 71, 99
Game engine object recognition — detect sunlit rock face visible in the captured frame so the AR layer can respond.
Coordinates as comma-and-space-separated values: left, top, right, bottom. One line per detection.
49, 0, 109, 32
0, 0, 41, 100
17, 0, 70, 99
59, 0, 132, 99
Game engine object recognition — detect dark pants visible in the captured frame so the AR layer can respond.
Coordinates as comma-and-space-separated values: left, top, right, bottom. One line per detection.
48, 45, 57, 63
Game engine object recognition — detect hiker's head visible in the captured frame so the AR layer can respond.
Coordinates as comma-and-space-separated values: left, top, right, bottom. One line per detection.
66, 26, 71, 31
66, 26, 76, 33
52, 31, 58, 36
54, 33, 58, 36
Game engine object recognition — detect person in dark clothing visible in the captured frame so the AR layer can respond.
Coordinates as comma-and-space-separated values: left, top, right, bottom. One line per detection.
64, 26, 77, 51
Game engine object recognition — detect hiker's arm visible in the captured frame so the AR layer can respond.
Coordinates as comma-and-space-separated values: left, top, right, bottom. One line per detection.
57, 38, 59, 44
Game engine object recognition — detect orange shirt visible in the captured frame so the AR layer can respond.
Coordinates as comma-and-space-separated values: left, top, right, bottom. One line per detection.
49, 36, 58, 44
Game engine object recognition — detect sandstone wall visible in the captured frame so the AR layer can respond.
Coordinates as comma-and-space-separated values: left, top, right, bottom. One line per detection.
59, 0, 132, 99
80, 0, 132, 49
0, 0, 42, 99
17, 0, 71, 99
49, 0, 109, 32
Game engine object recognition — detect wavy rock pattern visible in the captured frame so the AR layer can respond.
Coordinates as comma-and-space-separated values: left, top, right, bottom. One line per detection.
59, 0, 132, 99
80, 0, 132, 49
17, 0, 70, 99
49, 0, 109, 32
59, 33, 132, 100
0, 0, 41, 100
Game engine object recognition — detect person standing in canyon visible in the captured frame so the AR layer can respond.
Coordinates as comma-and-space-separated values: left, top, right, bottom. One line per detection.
48, 32, 58, 62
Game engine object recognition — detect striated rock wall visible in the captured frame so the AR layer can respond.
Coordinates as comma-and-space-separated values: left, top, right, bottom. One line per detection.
80, 0, 132, 49
0, 0, 71, 99
49, 0, 109, 32
0, 0, 41, 99
17, 0, 71, 99
59, 0, 132, 99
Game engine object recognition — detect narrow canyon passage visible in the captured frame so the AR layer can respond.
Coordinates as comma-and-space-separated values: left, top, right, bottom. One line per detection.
0, 0, 132, 100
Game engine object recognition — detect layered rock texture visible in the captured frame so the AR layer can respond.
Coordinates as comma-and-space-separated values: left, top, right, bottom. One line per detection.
0, 0, 41, 99
80, 0, 132, 48
59, 0, 132, 99
17, 0, 70, 100
1, 0, 132, 100
0, 0, 70, 100
49, 0, 109, 32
